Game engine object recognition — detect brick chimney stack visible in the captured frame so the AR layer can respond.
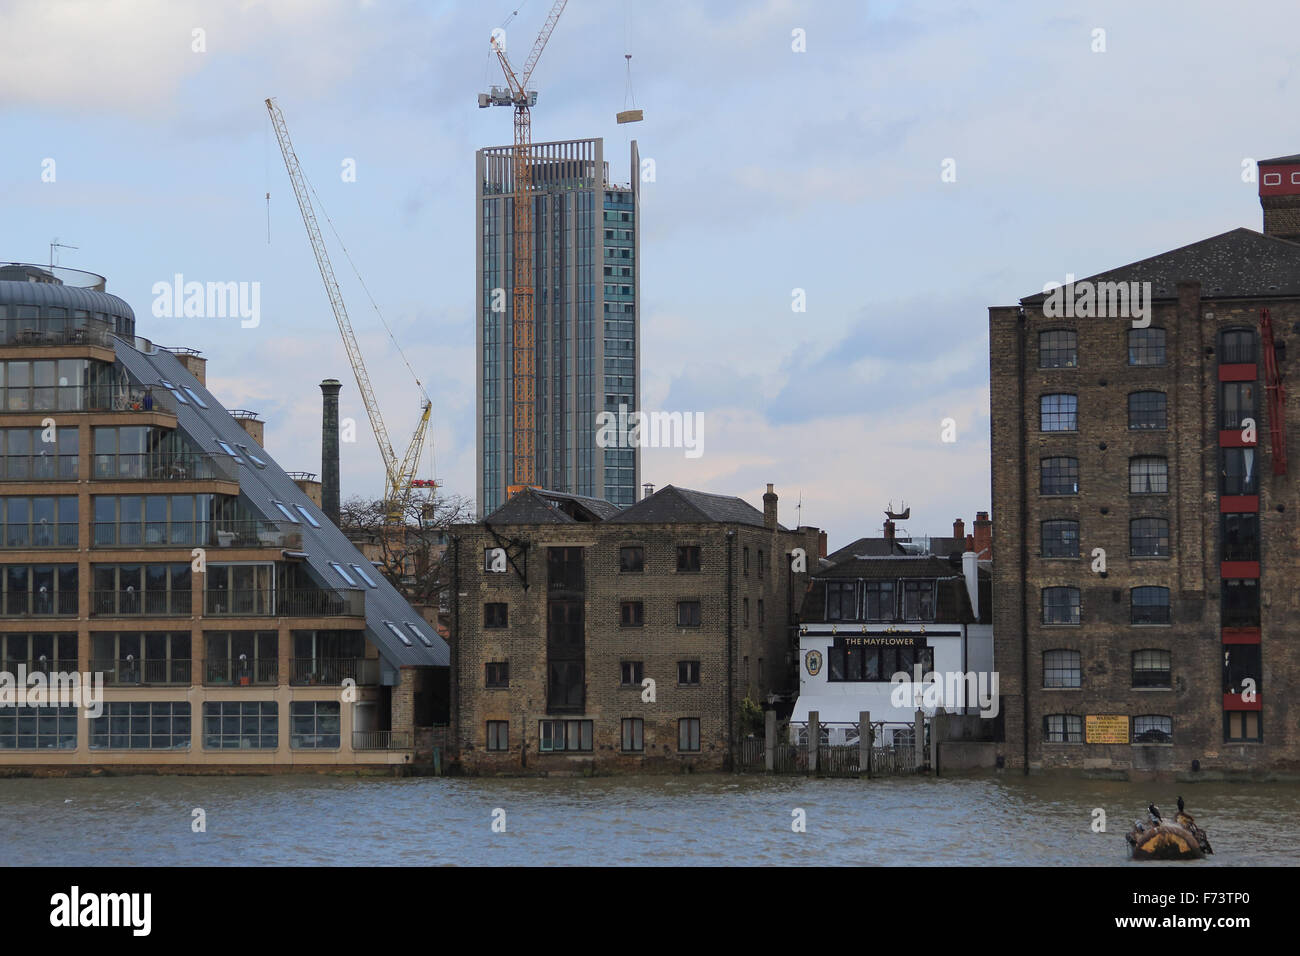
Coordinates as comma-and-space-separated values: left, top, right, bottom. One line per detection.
1258, 155, 1300, 242
973, 511, 992, 558
884, 519, 895, 551
763, 483, 778, 530
953, 518, 965, 541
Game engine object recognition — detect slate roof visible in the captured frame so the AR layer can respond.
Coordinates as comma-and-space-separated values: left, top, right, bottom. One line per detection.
799, 555, 992, 626
1019, 228, 1300, 304
608, 485, 779, 528
825, 536, 905, 562
112, 339, 447, 672
483, 487, 621, 524
1260, 154, 1300, 165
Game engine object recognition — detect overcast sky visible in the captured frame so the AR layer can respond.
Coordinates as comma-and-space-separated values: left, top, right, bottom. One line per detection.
1, 0, 1294, 549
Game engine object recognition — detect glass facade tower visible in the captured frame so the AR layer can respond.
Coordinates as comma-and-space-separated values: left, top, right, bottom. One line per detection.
475, 138, 641, 516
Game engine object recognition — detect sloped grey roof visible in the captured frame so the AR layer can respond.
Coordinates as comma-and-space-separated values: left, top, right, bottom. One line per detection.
112, 340, 447, 670
1260, 154, 1300, 165
825, 536, 905, 563
607, 484, 778, 528
1019, 228, 1300, 304
485, 488, 577, 524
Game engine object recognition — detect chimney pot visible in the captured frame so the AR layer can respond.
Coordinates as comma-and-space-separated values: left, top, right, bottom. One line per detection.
953, 518, 965, 541
762, 484, 778, 530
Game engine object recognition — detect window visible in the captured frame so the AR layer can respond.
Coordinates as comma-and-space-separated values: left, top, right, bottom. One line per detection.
1041, 520, 1080, 558
486, 721, 509, 751
743, 547, 750, 574
161, 381, 187, 404
329, 561, 356, 585
1129, 456, 1168, 494
621, 717, 644, 752
1043, 650, 1081, 688
618, 599, 644, 627
864, 581, 895, 621
1038, 329, 1078, 368
1132, 715, 1172, 744
1128, 391, 1167, 429
1131, 586, 1170, 625
1040, 394, 1077, 431
620, 661, 643, 685
824, 581, 857, 620
677, 601, 701, 627
1040, 457, 1079, 495
902, 580, 935, 621
1221, 448, 1258, 495
619, 545, 644, 572
1220, 381, 1257, 430
1222, 578, 1260, 626
383, 620, 414, 647
1, 563, 77, 615
743, 597, 750, 626
758, 598, 765, 624
0, 705, 77, 750
1042, 587, 1080, 625
538, 719, 593, 752
296, 506, 322, 528
216, 440, 242, 463
1132, 650, 1171, 688
485, 661, 509, 688
273, 501, 299, 523
1130, 518, 1170, 557
678, 718, 701, 752
676, 545, 701, 572
1222, 513, 1259, 561
1042, 714, 1082, 743
350, 563, 377, 587
678, 660, 700, 685
757, 550, 765, 577
484, 602, 508, 628
1223, 644, 1261, 697
90, 702, 191, 750
290, 701, 340, 749
1128, 327, 1166, 366
405, 622, 434, 648
203, 701, 277, 750
237, 444, 265, 467
1225, 710, 1262, 743
827, 643, 933, 684
1220, 328, 1256, 364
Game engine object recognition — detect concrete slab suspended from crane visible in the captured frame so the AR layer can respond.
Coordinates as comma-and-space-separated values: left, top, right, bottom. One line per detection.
616, 109, 644, 124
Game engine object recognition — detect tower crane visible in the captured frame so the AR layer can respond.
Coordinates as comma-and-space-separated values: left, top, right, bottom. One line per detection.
265, 96, 433, 525
478, 0, 568, 497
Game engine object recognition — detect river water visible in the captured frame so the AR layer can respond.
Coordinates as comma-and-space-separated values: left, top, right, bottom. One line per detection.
1, 774, 1297, 866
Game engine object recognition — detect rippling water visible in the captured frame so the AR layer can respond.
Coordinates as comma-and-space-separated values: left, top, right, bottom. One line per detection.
2, 774, 1296, 866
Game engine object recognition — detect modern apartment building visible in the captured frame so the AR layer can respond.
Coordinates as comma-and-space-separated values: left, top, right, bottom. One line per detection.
0, 263, 447, 771
448, 484, 819, 772
989, 156, 1300, 776
475, 137, 641, 516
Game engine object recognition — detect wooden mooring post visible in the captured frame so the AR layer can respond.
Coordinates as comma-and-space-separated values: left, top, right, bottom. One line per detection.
914, 709, 925, 771
859, 710, 871, 778
765, 708, 776, 771
808, 711, 819, 774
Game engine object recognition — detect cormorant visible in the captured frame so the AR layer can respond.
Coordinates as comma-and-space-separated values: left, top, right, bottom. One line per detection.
1148, 803, 1162, 823
1177, 795, 1185, 814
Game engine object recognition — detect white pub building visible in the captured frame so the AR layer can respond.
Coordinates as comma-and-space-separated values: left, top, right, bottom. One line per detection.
792, 544, 994, 745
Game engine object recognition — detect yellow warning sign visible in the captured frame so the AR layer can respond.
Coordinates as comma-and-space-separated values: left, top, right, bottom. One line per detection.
1086, 715, 1130, 744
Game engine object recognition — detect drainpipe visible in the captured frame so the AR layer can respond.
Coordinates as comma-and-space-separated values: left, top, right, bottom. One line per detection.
726, 529, 735, 768
1017, 307, 1030, 774
450, 534, 460, 764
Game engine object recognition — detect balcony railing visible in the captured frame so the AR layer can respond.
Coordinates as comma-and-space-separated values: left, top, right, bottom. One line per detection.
204, 588, 364, 617
0, 456, 79, 481
0, 657, 78, 676
90, 658, 192, 686
92, 451, 238, 483
89, 590, 190, 616
0, 592, 78, 616
290, 658, 378, 686
91, 520, 303, 550
0, 384, 174, 415
204, 657, 278, 686
353, 730, 413, 751
0, 523, 79, 549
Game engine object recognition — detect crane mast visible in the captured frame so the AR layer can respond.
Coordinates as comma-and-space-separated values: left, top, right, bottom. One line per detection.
266, 96, 432, 523
482, 0, 568, 497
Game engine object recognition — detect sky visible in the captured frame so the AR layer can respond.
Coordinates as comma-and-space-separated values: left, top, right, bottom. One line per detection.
1, 0, 1296, 552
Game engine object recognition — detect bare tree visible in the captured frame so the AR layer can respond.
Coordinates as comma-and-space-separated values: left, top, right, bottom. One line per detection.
339, 490, 474, 607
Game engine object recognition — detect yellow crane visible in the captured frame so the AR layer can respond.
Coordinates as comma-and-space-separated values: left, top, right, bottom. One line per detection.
265, 96, 433, 525
478, 0, 568, 497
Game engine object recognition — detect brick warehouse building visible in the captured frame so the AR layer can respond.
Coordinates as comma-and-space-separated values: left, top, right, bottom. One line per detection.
0, 262, 447, 772
989, 155, 1300, 777
448, 484, 819, 772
